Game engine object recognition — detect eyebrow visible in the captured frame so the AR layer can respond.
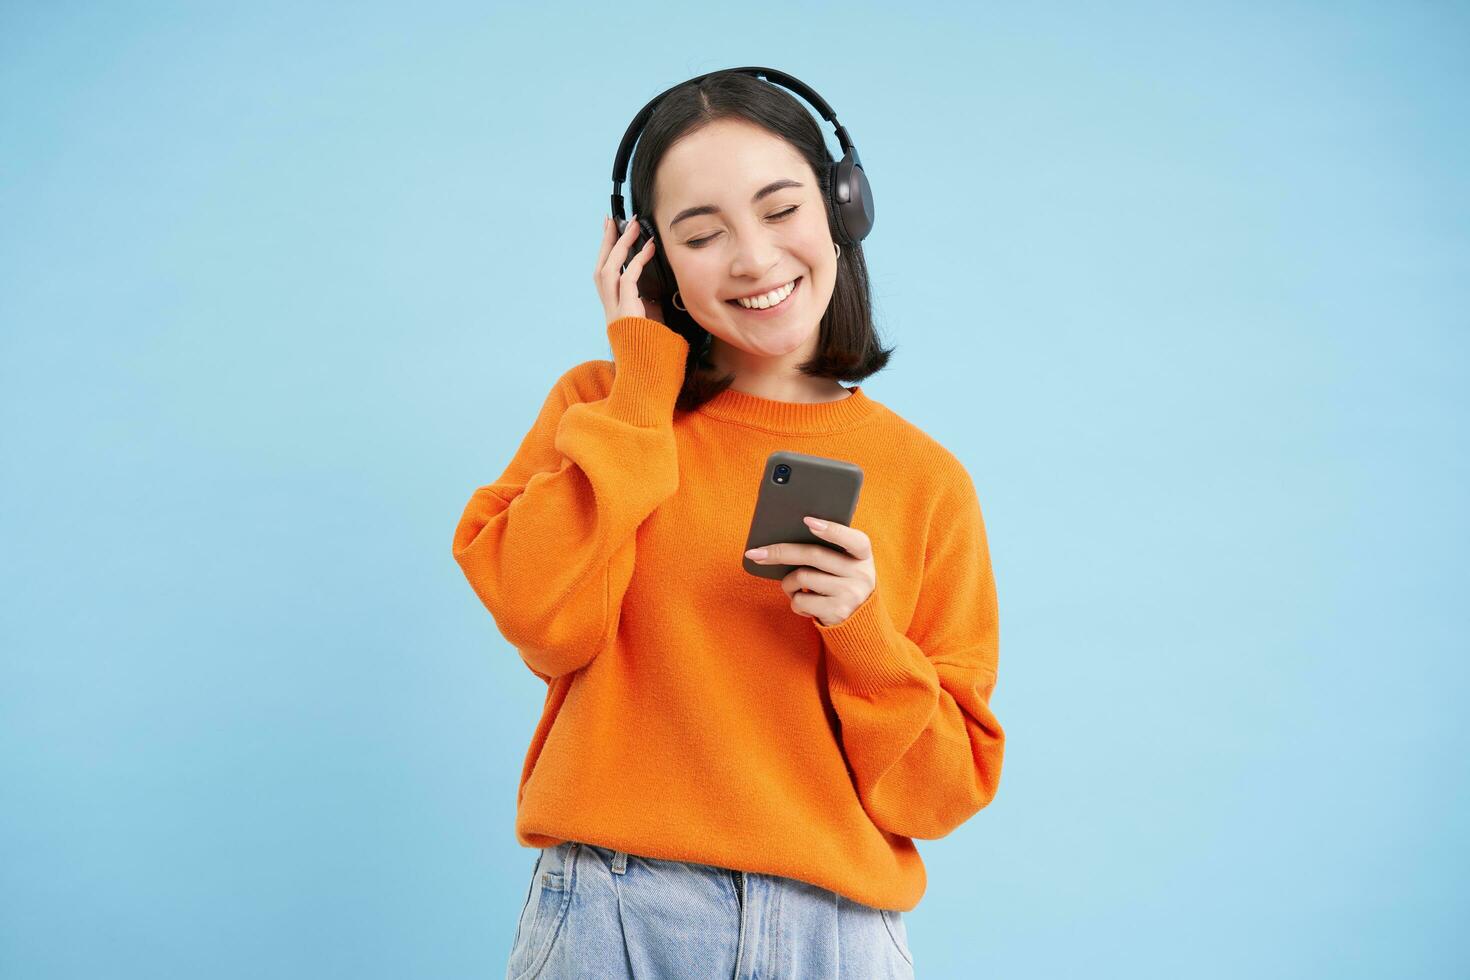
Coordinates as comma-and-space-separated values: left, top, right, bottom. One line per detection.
669, 179, 805, 228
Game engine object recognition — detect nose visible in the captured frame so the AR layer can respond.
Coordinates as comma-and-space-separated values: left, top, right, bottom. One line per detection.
727, 220, 784, 282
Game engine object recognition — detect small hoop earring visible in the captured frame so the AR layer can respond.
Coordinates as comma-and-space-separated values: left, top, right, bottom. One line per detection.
835, 242, 842, 259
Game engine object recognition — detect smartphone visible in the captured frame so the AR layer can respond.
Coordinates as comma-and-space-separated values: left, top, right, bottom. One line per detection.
743, 450, 864, 580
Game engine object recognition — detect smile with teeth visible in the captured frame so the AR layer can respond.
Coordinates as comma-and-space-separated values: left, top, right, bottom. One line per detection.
728, 277, 801, 310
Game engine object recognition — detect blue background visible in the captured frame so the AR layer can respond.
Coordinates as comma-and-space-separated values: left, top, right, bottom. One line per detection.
2, 2, 1466, 977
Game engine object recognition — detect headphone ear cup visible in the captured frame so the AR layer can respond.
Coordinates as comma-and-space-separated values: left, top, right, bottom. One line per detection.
828, 155, 875, 246
634, 215, 670, 302
637, 216, 658, 243
826, 162, 845, 243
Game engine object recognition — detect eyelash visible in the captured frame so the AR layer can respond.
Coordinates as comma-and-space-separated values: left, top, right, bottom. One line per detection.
686, 206, 800, 248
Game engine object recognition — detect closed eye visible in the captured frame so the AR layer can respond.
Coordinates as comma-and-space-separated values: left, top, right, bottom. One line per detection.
687, 206, 800, 248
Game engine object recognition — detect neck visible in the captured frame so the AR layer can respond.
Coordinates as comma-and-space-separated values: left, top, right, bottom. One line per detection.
703, 337, 850, 404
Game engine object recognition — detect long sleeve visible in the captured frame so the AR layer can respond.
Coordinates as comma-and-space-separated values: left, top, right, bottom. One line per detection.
814, 465, 1004, 840
451, 316, 690, 682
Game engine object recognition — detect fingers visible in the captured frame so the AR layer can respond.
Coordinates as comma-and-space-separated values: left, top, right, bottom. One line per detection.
803, 518, 872, 562
595, 214, 644, 282
595, 213, 631, 268
780, 566, 840, 600
595, 215, 613, 268
745, 542, 852, 575
624, 233, 655, 278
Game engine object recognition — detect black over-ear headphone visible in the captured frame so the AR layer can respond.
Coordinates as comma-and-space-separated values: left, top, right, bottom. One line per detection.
610, 66, 875, 303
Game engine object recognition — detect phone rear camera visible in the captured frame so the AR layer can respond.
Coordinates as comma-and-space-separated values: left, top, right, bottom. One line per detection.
773, 463, 790, 484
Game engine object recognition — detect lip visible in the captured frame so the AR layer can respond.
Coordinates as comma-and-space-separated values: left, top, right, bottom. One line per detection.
726, 276, 802, 316
727, 277, 799, 302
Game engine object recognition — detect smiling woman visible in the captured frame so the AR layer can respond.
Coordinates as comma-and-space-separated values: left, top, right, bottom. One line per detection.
456, 66, 1004, 980
619, 71, 895, 411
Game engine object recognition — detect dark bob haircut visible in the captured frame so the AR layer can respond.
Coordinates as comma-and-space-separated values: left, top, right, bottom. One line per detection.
628, 70, 895, 412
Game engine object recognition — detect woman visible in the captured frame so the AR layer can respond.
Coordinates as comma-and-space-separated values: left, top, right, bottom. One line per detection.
452, 70, 1004, 979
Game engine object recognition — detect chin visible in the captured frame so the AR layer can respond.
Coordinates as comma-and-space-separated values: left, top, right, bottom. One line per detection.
749, 321, 822, 354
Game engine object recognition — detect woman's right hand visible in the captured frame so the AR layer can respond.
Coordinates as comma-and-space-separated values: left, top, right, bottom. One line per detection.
595, 214, 666, 326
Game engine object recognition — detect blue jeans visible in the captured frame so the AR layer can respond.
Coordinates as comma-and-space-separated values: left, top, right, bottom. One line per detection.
506, 841, 916, 979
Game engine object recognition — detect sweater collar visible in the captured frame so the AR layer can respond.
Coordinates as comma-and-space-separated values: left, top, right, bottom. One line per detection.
692, 382, 879, 434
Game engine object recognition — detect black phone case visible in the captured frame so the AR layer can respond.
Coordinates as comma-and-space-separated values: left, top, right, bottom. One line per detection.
743, 450, 864, 580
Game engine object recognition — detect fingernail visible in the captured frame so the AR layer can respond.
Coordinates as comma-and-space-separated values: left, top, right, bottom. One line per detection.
745, 547, 768, 560
804, 516, 828, 530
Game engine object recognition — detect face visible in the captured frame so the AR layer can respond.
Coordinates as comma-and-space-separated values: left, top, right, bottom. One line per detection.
652, 117, 837, 369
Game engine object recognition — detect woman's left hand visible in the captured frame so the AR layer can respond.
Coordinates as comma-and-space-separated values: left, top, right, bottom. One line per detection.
744, 516, 876, 627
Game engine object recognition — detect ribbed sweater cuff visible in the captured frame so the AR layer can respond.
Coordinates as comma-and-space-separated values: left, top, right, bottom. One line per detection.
816, 587, 929, 694
605, 316, 690, 427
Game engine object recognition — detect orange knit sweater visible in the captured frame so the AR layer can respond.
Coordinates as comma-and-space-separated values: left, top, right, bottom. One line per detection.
451, 315, 1003, 913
